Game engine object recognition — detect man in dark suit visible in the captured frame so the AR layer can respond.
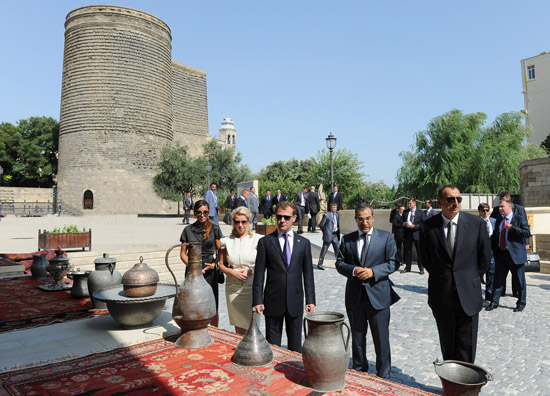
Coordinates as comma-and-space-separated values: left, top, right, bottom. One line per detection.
401, 198, 424, 274
253, 201, 316, 353
478, 203, 496, 302
260, 189, 273, 219
490, 190, 528, 298
235, 188, 250, 208
317, 202, 340, 270
306, 185, 320, 232
422, 199, 436, 220
293, 186, 308, 234
420, 185, 491, 363
389, 202, 400, 225
328, 185, 343, 211
487, 199, 530, 312
391, 204, 405, 265
336, 204, 400, 378
183, 192, 193, 224
271, 188, 287, 212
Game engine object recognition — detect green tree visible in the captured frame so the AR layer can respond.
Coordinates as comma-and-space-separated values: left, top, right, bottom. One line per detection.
541, 132, 550, 154
153, 144, 205, 204
0, 117, 59, 187
396, 110, 546, 197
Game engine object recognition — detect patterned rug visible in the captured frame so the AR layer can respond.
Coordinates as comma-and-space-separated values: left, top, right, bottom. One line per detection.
0, 276, 106, 333
0, 327, 437, 396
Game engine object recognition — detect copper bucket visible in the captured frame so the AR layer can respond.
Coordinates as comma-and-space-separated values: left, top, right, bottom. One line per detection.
434, 358, 493, 396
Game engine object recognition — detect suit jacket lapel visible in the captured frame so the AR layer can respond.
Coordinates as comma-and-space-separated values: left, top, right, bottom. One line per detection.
290, 231, 301, 268
453, 214, 468, 263
364, 229, 379, 266
350, 231, 361, 266
433, 214, 451, 258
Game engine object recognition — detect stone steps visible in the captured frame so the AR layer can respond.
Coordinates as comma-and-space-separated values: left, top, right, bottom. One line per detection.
67, 249, 186, 284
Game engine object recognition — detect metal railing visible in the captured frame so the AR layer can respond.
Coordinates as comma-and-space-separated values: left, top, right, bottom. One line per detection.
0, 201, 56, 217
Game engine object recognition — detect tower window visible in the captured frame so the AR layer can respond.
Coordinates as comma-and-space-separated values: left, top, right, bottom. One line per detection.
528, 65, 536, 80
227, 135, 231, 144
83, 190, 94, 209
232, 135, 235, 145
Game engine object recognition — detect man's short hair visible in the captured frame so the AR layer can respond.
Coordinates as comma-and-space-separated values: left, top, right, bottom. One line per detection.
425, 199, 433, 205
478, 203, 489, 211
355, 203, 374, 217
499, 199, 512, 207
276, 200, 296, 216
330, 202, 338, 208
408, 198, 416, 203
210, 182, 217, 188
498, 190, 511, 200
437, 184, 459, 198
399, 204, 405, 209
266, 189, 271, 193
242, 188, 249, 194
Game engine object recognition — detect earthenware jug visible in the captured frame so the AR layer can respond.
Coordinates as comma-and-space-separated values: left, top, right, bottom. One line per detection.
165, 243, 216, 348
88, 253, 121, 309
30, 253, 49, 280
69, 268, 91, 298
302, 311, 351, 392
434, 358, 493, 396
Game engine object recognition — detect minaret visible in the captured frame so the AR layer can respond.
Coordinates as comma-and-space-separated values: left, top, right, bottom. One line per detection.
218, 117, 237, 148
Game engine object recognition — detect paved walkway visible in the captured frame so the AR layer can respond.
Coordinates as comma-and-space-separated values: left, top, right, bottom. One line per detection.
1, 215, 549, 395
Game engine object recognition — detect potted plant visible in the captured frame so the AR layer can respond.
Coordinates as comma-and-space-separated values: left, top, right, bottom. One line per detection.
38, 225, 92, 251
256, 217, 278, 235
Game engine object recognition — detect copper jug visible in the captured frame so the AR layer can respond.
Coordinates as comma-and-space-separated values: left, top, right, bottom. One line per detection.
165, 243, 216, 348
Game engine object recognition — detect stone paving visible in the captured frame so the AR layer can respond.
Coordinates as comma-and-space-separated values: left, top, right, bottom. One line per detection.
1, 215, 549, 395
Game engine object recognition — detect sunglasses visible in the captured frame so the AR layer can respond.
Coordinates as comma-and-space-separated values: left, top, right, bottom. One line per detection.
481, 209, 489, 212
234, 220, 248, 225
195, 210, 209, 215
445, 197, 463, 203
276, 214, 292, 221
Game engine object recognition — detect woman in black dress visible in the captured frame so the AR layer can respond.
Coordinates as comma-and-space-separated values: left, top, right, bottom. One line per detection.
179, 199, 222, 326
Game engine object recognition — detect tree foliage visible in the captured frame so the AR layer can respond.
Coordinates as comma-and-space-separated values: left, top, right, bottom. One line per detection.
396, 110, 547, 197
0, 117, 59, 187
541, 132, 550, 154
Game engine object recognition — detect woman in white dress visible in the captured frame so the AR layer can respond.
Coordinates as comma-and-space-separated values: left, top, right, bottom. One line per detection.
219, 206, 262, 335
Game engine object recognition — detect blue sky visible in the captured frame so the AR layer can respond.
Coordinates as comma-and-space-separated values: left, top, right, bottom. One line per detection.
2, 1, 549, 187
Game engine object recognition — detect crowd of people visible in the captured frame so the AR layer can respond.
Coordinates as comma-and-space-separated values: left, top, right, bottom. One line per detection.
176, 183, 531, 380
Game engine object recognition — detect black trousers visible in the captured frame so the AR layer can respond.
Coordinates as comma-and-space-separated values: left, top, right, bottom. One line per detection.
492, 250, 527, 308
346, 288, 392, 378
404, 235, 423, 272
265, 312, 303, 352
308, 212, 318, 232
183, 209, 191, 224
432, 290, 478, 363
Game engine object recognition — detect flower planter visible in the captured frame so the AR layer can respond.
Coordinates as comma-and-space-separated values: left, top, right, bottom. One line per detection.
256, 224, 278, 235
38, 229, 92, 251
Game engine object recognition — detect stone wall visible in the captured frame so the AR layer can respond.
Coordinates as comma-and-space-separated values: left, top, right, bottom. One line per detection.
519, 157, 550, 207
0, 187, 54, 203
172, 61, 210, 157
57, 5, 174, 215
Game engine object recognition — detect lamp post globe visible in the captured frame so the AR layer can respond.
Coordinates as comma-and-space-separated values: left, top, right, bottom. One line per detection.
325, 133, 337, 192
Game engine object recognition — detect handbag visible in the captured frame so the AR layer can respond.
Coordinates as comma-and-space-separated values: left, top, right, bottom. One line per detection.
216, 263, 225, 284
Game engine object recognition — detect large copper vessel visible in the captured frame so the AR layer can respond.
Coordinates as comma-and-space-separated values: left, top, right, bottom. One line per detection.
434, 359, 493, 396
165, 243, 216, 348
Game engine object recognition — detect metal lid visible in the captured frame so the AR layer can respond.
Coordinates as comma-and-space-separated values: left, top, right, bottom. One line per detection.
48, 248, 70, 265
94, 252, 117, 264
121, 256, 159, 286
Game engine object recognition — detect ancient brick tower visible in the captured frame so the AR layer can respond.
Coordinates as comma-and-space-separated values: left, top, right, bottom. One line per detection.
57, 5, 212, 215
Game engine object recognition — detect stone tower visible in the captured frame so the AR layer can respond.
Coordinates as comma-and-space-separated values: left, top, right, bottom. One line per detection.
218, 117, 237, 149
57, 5, 175, 215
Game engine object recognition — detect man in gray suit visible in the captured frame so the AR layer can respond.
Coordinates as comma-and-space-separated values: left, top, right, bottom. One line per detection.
336, 204, 400, 378
248, 187, 260, 231
182, 192, 193, 224
317, 202, 340, 270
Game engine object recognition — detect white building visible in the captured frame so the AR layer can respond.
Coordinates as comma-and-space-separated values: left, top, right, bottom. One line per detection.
521, 52, 550, 145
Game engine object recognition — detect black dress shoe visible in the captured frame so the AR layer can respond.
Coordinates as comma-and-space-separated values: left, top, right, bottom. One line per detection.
400, 269, 411, 273
485, 303, 497, 311
419, 270, 425, 275
317, 264, 325, 270
297, 231, 303, 234
513, 306, 524, 312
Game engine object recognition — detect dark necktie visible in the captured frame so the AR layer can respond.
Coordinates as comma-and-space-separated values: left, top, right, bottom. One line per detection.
499, 217, 507, 250
411, 210, 415, 223
447, 221, 455, 255
283, 234, 291, 268
360, 233, 369, 265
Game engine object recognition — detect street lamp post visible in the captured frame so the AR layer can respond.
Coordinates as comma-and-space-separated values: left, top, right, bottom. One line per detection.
0, 166, 3, 220
205, 161, 212, 189
325, 133, 337, 192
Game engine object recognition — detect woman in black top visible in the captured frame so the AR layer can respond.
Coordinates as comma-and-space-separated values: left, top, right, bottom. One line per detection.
179, 199, 222, 326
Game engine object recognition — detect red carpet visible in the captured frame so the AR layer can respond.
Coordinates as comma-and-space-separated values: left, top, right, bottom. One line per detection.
0, 276, 106, 333
0, 327, 437, 395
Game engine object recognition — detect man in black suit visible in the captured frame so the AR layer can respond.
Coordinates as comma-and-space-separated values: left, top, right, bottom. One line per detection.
271, 188, 286, 212
253, 201, 316, 352
487, 199, 530, 312
389, 202, 400, 225
423, 199, 436, 220
260, 189, 273, 219
336, 204, 400, 378
306, 185, 320, 232
317, 202, 340, 270
235, 188, 250, 208
420, 185, 491, 363
183, 192, 193, 224
328, 185, 343, 211
401, 198, 424, 274
391, 204, 405, 265
293, 186, 308, 234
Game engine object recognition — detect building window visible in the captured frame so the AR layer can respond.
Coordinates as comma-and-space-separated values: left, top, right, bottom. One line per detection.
232, 135, 235, 144
528, 65, 535, 80
83, 190, 94, 209
227, 135, 231, 144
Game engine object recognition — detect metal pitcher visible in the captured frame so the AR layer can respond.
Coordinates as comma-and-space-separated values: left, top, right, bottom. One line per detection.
232, 310, 273, 367
69, 268, 91, 298
165, 243, 216, 349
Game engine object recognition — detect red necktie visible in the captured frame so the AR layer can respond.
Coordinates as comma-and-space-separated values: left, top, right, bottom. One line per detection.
499, 217, 507, 250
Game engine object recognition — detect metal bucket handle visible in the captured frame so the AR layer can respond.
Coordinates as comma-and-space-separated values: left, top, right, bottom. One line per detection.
165, 243, 184, 295
433, 358, 494, 383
